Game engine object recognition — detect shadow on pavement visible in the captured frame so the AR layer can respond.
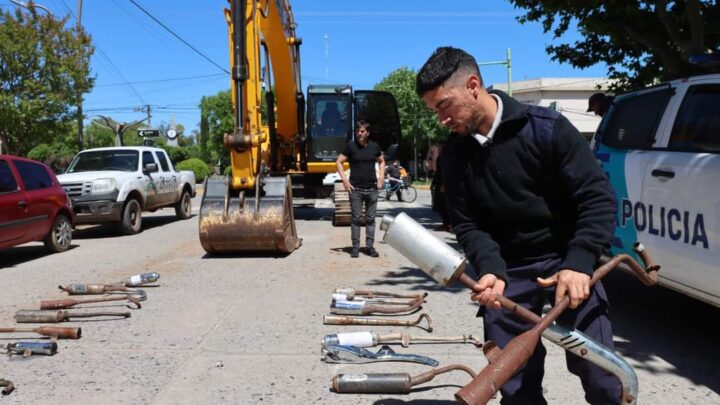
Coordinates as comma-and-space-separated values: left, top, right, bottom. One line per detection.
0, 245, 79, 269
603, 270, 720, 396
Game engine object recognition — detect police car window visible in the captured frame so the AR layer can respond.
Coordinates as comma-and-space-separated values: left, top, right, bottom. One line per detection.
154, 151, 170, 171
14, 160, 53, 191
599, 87, 672, 149
669, 84, 720, 153
0, 161, 18, 193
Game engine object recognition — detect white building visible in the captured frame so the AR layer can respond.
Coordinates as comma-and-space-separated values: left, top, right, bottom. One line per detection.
490, 77, 612, 139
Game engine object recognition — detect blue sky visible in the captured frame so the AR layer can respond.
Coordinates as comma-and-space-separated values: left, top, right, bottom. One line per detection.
2, 0, 608, 134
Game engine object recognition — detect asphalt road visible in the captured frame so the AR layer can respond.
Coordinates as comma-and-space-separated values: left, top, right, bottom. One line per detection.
0, 189, 718, 404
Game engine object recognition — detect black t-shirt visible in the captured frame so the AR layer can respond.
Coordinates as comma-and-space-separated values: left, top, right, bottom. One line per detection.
386, 165, 401, 179
343, 140, 382, 188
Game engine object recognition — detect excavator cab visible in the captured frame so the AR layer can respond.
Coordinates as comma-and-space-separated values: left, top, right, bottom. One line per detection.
306, 86, 401, 165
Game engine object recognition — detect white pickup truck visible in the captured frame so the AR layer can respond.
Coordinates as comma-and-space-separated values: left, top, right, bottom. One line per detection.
57, 146, 196, 234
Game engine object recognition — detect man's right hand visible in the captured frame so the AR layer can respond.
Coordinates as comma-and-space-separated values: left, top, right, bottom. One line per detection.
342, 179, 354, 192
470, 274, 506, 309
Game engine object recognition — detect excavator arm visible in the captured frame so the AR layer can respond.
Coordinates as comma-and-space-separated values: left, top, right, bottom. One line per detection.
198, 0, 303, 254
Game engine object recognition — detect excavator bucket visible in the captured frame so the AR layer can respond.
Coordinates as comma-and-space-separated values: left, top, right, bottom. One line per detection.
198, 176, 302, 254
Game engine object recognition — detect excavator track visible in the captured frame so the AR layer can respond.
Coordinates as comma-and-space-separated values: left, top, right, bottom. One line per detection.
332, 182, 351, 226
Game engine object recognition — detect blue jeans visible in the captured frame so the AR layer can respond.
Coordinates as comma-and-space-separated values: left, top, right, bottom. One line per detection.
481, 258, 621, 405
350, 188, 378, 249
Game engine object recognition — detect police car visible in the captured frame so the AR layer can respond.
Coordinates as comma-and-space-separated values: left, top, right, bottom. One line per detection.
591, 74, 720, 308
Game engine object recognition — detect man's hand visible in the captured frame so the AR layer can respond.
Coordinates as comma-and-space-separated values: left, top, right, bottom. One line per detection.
537, 269, 590, 309
470, 274, 506, 309
342, 179, 354, 192
377, 179, 384, 190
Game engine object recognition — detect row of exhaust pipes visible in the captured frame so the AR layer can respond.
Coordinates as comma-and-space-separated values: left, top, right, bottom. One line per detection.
322, 283, 486, 391
1, 272, 159, 395
326, 213, 660, 404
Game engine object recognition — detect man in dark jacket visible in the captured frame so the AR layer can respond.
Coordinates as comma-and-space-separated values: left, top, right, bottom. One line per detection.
416, 46, 619, 404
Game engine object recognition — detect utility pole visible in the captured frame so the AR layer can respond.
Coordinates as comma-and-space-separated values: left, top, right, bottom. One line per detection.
134, 105, 152, 127
76, 0, 84, 150
478, 48, 513, 96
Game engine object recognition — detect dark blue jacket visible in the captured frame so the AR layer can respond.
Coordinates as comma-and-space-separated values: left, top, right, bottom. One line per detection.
442, 90, 616, 282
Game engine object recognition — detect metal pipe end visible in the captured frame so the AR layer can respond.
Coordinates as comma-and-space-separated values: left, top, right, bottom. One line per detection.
379, 214, 395, 231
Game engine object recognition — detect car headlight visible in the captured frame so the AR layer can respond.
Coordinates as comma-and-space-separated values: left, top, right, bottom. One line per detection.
91, 178, 117, 194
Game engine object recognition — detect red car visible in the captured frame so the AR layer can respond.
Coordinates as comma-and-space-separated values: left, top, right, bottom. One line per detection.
0, 155, 73, 253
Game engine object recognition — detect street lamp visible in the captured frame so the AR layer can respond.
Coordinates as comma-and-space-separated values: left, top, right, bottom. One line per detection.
9, 0, 51, 14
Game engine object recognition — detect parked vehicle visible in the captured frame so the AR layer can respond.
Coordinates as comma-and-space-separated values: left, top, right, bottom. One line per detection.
0, 155, 73, 253
591, 73, 720, 308
57, 147, 196, 235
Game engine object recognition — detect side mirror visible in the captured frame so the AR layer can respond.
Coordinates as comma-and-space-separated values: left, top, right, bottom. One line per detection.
143, 163, 158, 173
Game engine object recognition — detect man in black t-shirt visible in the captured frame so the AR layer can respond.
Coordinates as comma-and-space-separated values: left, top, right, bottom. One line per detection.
335, 120, 385, 258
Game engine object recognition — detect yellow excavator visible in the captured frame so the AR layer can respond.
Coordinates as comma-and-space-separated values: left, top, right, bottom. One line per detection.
198, 0, 402, 254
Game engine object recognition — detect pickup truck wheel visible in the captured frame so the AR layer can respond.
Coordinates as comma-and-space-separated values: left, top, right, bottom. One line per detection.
175, 190, 192, 219
120, 199, 142, 235
44, 213, 72, 253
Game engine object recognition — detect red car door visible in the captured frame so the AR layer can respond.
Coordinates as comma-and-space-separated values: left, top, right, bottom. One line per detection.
0, 158, 29, 244
12, 159, 57, 241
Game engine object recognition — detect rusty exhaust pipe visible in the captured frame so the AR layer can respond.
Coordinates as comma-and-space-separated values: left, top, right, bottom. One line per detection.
323, 313, 434, 332
0, 379, 14, 396
330, 296, 424, 315
334, 287, 427, 300
14, 310, 131, 323
322, 331, 482, 348
59, 283, 146, 298
40, 294, 143, 310
330, 364, 476, 394
0, 326, 81, 339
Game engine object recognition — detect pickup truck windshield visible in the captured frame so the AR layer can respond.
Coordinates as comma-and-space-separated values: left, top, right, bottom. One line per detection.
66, 150, 139, 173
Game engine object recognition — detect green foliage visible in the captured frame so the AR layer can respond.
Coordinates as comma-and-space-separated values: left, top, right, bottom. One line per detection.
0, 8, 94, 155
199, 90, 233, 167
84, 120, 115, 148
27, 141, 77, 173
176, 158, 211, 181
375, 67, 448, 165
508, 0, 720, 90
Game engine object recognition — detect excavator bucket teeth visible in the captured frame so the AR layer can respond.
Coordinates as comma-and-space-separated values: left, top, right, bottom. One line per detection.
198, 176, 302, 254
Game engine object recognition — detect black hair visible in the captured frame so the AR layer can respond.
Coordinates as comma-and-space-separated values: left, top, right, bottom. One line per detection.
356, 120, 371, 132
415, 47, 482, 96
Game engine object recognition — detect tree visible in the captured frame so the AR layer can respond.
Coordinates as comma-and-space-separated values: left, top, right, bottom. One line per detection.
375, 67, 448, 174
508, 0, 720, 90
0, 8, 94, 155
199, 90, 233, 167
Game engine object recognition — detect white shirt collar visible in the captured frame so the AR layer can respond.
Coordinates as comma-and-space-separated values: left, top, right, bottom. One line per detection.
472, 94, 503, 147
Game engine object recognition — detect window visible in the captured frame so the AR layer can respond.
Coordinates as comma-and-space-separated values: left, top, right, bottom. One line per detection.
598, 87, 673, 149
669, 84, 720, 153
0, 161, 18, 193
154, 151, 170, 171
67, 150, 138, 172
142, 152, 157, 171
14, 160, 53, 191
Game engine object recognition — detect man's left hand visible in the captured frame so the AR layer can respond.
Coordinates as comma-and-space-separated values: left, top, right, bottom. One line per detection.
377, 180, 384, 190
536, 269, 590, 309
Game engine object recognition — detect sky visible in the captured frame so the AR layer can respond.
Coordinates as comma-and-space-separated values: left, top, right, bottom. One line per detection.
1, 0, 609, 135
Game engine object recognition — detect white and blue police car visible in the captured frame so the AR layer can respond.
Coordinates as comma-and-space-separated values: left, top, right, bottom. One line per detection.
591, 73, 720, 308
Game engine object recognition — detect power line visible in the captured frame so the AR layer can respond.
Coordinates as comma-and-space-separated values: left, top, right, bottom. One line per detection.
127, 0, 229, 74
95, 73, 226, 87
